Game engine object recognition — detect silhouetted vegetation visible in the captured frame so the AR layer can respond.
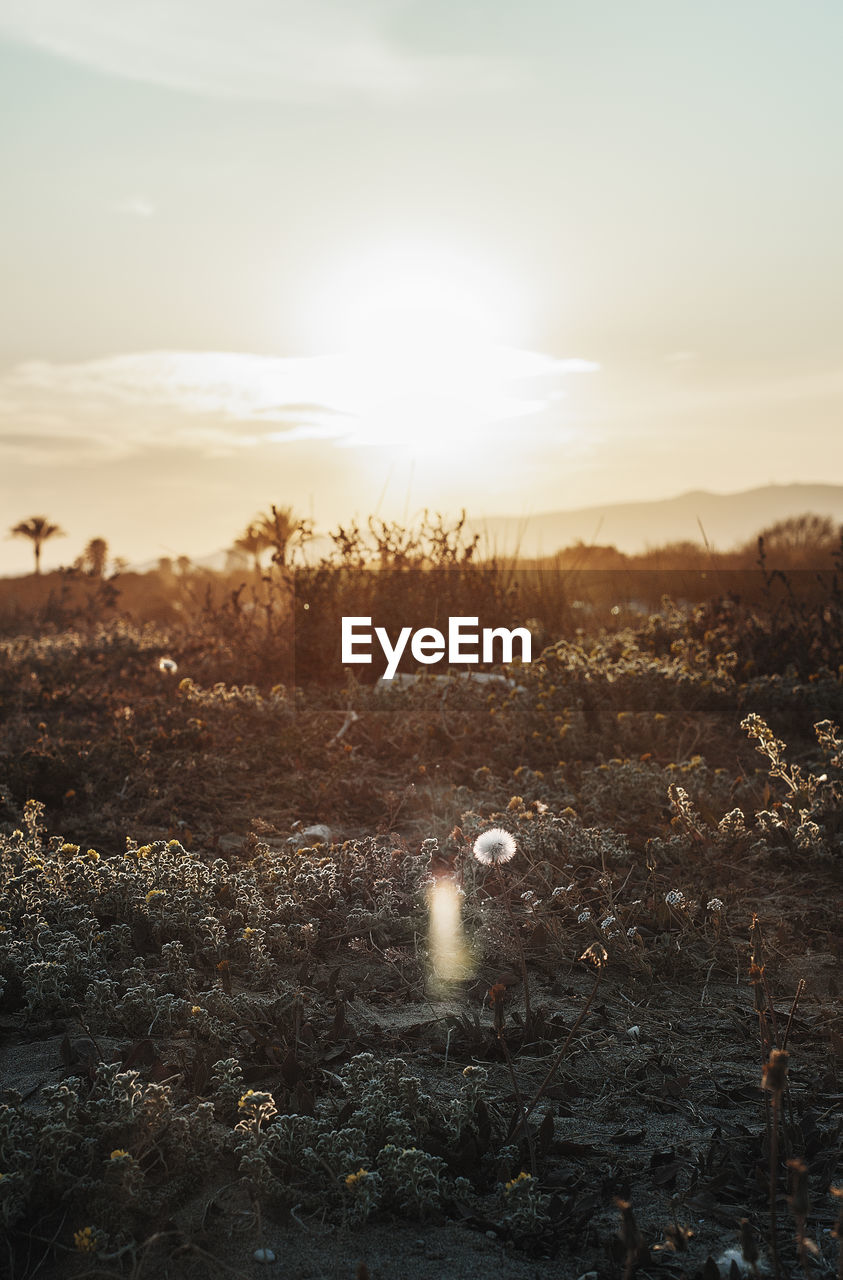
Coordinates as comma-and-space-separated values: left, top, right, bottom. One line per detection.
8, 515, 66, 574
0, 508, 841, 1276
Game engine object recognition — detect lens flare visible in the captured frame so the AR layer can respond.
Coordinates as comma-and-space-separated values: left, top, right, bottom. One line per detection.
427, 879, 472, 993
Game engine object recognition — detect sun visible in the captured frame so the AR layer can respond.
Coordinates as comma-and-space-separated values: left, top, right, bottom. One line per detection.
304, 244, 532, 454
325, 244, 515, 355
343, 258, 501, 357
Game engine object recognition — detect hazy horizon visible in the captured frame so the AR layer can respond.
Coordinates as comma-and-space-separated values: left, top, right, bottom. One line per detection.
2, 2, 842, 574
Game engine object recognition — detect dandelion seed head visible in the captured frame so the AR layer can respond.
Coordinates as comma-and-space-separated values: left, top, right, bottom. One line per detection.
472, 827, 517, 866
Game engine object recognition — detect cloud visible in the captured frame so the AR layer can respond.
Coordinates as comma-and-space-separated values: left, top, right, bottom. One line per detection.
0, 0, 519, 103
0, 347, 597, 464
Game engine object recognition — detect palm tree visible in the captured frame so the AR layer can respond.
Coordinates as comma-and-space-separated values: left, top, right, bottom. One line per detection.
233, 523, 272, 573
9, 516, 66, 574
75, 537, 109, 577
255, 505, 311, 567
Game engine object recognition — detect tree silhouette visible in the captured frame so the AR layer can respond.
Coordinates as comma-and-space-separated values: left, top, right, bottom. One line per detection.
76, 537, 109, 577
750, 513, 841, 565
233, 523, 272, 573
9, 516, 66, 574
233, 506, 310, 573
257, 505, 312, 566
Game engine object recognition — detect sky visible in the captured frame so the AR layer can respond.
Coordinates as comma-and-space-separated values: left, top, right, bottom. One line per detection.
1, 0, 842, 572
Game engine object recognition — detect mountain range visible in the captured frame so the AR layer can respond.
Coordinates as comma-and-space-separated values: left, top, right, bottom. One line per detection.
127, 483, 843, 572
464, 483, 843, 558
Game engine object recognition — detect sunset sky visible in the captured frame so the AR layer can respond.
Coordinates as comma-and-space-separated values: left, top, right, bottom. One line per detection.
1, 1, 842, 573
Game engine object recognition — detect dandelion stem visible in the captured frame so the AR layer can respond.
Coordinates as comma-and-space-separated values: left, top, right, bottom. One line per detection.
496, 864, 533, 1037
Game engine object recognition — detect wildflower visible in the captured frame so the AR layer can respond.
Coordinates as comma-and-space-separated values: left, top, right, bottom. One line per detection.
664, 889, 685, 908
109, 1149, 129, 1160
600, 915, 616, 931
74, 1227, 97, 1253
626, 926, 638, 939
158, 657, 178, 674
473, 828, 517, 866
87, 849, 100, 862
345, 1168, 370, 1188
706, 898, 724, 913
190, 1005, 202, 1015
145, 889, 166, 904
580, 942, 608, 967
577, 910, 592, 924
505, 1171, 532, 1192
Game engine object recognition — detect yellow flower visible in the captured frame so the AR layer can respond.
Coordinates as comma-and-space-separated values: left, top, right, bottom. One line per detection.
87, 849, 100, 862
190, 1005, 202, 1016
505, 1171, 531, 1192
109, 1149, 129, 1160
145, 889, 166, 904
345, 1168, 369, 1188
238, 1090, 255, 1109
74, 1226, 97, 1252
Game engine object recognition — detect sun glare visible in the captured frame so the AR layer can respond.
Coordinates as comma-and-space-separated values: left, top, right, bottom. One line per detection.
306, 245, 534, 454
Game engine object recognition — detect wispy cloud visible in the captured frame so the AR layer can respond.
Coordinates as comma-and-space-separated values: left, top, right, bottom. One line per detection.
0, 348, 597, 465
0, 0, 519, 102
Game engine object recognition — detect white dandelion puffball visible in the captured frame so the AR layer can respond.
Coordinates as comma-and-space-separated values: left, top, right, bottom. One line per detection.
473, 828, 517, 866
158, 657, 178, 674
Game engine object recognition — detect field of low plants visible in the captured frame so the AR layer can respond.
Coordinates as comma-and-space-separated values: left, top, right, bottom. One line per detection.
0, 540, 841, 1279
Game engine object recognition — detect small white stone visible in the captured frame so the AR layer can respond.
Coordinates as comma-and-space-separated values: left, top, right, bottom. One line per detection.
627, 1025, 640, 1040
253, 1247, 276, 1264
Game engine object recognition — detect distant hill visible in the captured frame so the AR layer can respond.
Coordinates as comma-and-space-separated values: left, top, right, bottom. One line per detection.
465, 484, 843, 557
121, 483, 843, 573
